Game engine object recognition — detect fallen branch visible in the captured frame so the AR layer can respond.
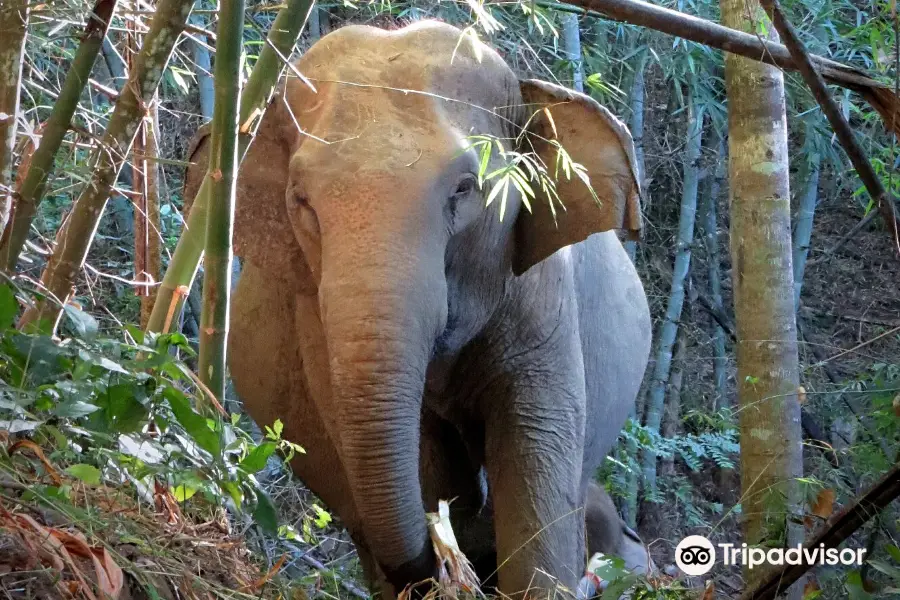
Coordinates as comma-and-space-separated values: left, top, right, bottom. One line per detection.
758, 0, 899, 254
557, 0, 900, 136
740, 462, 900, 600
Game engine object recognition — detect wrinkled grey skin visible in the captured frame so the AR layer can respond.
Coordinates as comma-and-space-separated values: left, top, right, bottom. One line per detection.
184, 20, 651, 600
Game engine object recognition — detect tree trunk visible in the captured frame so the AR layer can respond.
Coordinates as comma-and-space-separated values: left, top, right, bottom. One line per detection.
640, 88, 702, 496
0, 0, 28, 236
701, 134, 728, 408
18, 0, 194, 331
560, 13, 584, 93
0, 0, 116, 272
721, 0, 804, 593
307, 4, 321, 42
197, 0, 244, 402
145, 0, 313, 334
791, 154, 821, 310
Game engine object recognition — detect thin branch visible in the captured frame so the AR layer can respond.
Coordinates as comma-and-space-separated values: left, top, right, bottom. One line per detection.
758, 0, 900, 255
740, 462, 900, 600
557, 0, 900, 136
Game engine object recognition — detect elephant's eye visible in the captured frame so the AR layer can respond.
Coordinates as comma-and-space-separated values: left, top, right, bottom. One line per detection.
448, 176, 476, 215
452, 177, 476, 199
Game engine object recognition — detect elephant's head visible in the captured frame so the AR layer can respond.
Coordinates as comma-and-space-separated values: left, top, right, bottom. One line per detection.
186, 20, 641, 593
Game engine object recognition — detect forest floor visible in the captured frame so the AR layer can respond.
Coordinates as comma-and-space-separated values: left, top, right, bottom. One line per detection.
0, 446, 306, 600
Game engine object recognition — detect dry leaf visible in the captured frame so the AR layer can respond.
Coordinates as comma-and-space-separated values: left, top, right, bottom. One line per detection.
804, 576, 821, 597
7, 439, 62, 485
95, 547, 125, 599
153, 479, 182, 524
811, 488, 835, 520
49, 527, 123, 599
700, 580, 715, 600
243, 553, 287, 592
797, 386, 807, 405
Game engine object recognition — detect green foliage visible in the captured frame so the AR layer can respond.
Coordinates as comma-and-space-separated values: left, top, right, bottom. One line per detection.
588, 556, 694, 599
462, 131, 599, 222
0, 282, 307, 536
602, 414, 738, 510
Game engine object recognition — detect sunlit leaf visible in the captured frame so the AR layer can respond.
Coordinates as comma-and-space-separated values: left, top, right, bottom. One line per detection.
171, 484, 198, 502
66, 463, 101, 485
240, 442, 277, 473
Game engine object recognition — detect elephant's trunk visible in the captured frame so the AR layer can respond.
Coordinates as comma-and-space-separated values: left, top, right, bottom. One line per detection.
320, 261, 444, 592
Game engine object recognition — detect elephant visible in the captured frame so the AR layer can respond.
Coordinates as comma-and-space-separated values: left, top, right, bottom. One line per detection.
584, 482, 656, 577
182, 19, 652, 600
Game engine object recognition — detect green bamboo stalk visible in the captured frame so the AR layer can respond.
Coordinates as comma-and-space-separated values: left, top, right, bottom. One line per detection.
0, 0, 118, 271
197, 0, 245, 400
18, 0, 196, 331
0, 0, 29, 235
145, 0, 314, 334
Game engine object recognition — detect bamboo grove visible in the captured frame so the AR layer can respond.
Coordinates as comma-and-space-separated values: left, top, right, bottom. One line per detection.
0, 0, 898, 597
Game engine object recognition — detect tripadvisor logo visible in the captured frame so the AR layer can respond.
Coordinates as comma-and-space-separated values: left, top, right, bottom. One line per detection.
675, 535, 867, 576
675, 536, 716, 576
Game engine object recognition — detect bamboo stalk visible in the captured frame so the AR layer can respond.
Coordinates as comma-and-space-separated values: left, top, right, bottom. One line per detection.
135, 102, 162, 328
145, 0, 315, 334
640, 88, 702, 496
0, 0, 30, 236
17, 0, 195, 331
701, 134, 728, 407
197, 0, 245, 401
0, 0, 117, 272
791, 154, 821, 310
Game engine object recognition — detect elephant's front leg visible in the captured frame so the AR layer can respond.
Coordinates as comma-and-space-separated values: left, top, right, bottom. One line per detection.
484, 373, 588, 600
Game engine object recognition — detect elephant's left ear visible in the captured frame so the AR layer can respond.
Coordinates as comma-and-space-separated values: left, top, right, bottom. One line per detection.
512, 79, 642, 276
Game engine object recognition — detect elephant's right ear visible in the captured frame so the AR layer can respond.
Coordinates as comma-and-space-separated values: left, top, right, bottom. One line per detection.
182, 96, 303, 275
511, 80, 642, 276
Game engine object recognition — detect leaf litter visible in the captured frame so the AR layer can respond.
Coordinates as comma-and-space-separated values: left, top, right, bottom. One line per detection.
0, 435, 302, 600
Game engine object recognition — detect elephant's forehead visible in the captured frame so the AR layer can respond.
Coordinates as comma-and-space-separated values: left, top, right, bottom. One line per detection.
286, 21, 516, 134
290, 84, 454, 173
281, 21, 518, 176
